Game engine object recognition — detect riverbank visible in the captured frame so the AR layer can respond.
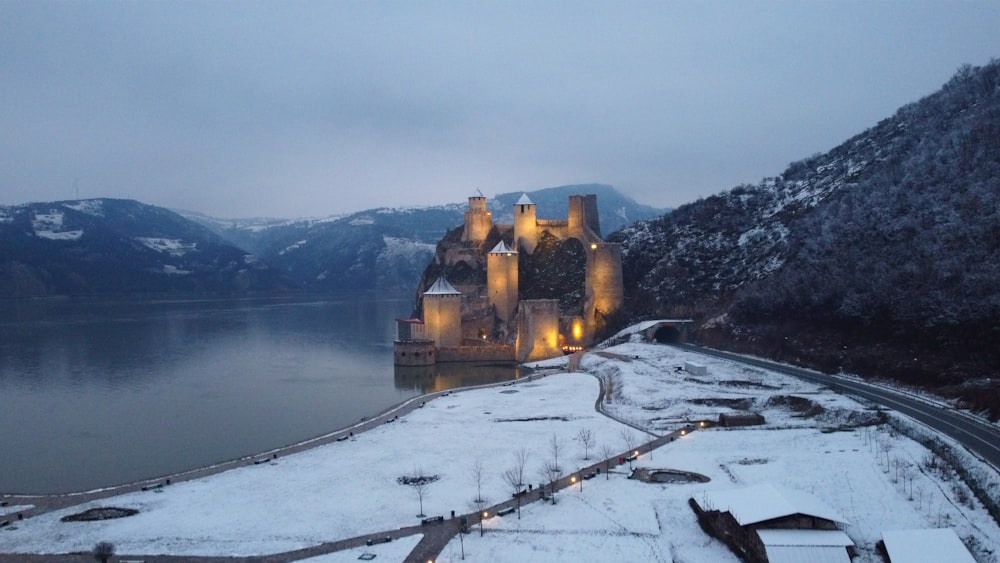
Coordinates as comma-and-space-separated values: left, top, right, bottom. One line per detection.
2, 369, 552, 518
4, 343, 1000, 562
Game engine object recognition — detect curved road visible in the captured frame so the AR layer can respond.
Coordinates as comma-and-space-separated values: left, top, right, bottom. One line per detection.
674, 343, 1000, 470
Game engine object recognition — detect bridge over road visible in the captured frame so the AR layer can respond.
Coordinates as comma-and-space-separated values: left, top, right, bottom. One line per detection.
674, 343, 1000, 470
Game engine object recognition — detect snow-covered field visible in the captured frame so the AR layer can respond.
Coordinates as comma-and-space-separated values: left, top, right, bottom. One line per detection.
4, 341, 998, 562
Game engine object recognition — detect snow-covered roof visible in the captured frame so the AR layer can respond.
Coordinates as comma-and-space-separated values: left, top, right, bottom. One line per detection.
757, 526, 855, 563
698, 483, 849, 526
489, 240, 516, 254
395, 318, 424, 324
882, 529, 976, 563
762, 544, 852, 563
757, 529, 854, 547
516, 193, 534, 205
424, 277, 462, 296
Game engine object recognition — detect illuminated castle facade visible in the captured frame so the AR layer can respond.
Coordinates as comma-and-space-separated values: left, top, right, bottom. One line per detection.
394, 192, 624, 365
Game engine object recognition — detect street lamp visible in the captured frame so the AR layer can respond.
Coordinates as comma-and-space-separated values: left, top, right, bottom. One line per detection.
480, 511, 487, 536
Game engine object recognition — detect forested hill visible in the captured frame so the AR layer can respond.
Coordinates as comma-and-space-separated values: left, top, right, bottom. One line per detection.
610, 60, 1000, 417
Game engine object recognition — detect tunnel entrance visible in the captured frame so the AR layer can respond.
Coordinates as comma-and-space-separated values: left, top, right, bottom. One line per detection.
653, 325, 681, 343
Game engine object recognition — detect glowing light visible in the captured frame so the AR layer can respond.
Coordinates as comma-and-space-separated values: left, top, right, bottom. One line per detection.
590, 243, 598, 250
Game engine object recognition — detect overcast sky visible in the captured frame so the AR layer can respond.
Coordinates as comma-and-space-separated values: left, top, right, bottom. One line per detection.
2, 1, 999, 218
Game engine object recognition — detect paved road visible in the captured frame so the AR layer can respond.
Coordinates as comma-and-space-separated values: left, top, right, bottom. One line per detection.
674, 343, 1000, 469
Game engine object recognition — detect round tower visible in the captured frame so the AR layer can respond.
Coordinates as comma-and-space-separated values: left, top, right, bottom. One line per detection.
423, 277, 463, 348
462, 193, 492, 242
513, 193, 538, 254
487, 240, 519, 323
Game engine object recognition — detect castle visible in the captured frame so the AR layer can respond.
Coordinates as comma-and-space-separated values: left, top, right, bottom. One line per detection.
394, 192, 624, 365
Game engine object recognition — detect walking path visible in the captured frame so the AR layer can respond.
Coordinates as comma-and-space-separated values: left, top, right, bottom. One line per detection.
1, 356, 702, 563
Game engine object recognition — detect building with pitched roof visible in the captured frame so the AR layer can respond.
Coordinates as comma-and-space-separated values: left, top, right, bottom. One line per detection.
691, 483, 855, 563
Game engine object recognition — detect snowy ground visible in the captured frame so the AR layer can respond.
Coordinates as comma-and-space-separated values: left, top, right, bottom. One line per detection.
299, 535, 422, 563
3, 340, 999, 562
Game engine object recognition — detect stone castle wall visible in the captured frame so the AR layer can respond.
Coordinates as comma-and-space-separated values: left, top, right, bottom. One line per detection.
586, 242, 625, 317
487, 251, 518, 322
393, 340, 436, 366
437, 345, 516, 363
423, 294, 462, 347
402, 192, 625, 366
516, 299, 562, 362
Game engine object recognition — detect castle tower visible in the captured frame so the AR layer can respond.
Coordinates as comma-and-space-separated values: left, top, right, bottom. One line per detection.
462, 192, 492, 242
513, 193, 538, 254
422, 277, 462, 347
568, 194, 602, 242
487, 240, 518, 323
585, 242, 625, 338
516, 299, 562, 362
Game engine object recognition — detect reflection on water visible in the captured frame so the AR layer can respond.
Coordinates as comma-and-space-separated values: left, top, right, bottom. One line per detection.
0, 295, 521, 494
394, 362, 523, 393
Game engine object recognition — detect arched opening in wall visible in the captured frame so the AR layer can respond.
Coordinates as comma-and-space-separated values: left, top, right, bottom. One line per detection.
653, 325, 681, 344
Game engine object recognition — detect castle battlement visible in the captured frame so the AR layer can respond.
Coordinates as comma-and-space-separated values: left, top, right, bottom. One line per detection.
395, 192, 624, 365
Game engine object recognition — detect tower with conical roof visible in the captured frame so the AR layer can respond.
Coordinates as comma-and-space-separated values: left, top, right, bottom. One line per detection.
487, 240, 518, 323
422, 277, 463, 347
513, 193, 538, 254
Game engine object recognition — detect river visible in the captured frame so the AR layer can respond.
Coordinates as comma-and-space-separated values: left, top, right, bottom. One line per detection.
0, 295, 520, 494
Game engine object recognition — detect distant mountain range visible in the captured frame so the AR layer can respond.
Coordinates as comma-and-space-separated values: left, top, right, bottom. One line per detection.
0, 184, 664, 298
609, 60, 1000, 417
180, 183, 663, 293
0, 198, 289, 297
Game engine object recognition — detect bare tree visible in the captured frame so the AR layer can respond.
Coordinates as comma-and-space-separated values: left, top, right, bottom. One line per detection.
577, 428, 595, 460
549, 434, 565, 472
470, 496, 489, 536
620, 428, 638, 455
93, 542, 115, 563
513, 447, 529, 488
883, 440, 894, 473
413, 479, 428, 517
538, 459, 562, 503
399, 466, 438, 517
470, 458, 486, 503
598, 443, 615, 479
502, 466, 524, 518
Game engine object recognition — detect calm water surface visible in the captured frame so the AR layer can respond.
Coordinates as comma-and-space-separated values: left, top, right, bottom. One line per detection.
0, 295, 519, 494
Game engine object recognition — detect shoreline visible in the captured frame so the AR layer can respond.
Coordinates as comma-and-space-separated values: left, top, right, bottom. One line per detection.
2, 367, 550, 517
